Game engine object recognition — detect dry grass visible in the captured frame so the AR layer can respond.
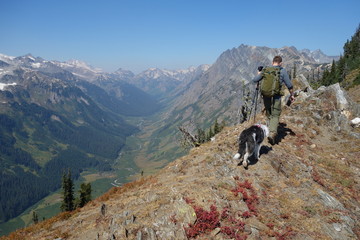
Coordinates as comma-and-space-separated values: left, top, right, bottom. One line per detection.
96, 175, 157, 202
0, 209, 81, 240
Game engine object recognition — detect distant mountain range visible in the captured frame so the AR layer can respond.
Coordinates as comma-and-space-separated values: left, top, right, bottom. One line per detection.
0, 53, 160, 223
0, 45, 338, 231
300, 48, 339, 63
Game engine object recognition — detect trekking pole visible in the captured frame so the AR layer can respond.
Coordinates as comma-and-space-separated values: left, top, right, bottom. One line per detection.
252, 83, 259, 123
247, 83, 257, 123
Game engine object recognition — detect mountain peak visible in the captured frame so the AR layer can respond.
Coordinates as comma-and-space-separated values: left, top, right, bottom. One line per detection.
65, 59, 103, 73
300, 48, 339, 63
112, 68, 135, 80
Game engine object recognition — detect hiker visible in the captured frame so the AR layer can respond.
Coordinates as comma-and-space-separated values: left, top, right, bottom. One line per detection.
252, 56, 294, 145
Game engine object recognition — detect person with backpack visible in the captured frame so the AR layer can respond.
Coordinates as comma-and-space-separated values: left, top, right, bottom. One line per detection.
252, 56, 294, 145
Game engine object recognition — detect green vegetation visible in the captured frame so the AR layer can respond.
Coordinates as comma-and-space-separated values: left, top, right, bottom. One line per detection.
60, 170, 75, 212
31, 211, 38, 224
179, 119, 226, 149
0, 170, 112, 236
76, 182, 92, 208
196, 119, 225, 144
320, 24, 360, 88
61, 170, 92, 211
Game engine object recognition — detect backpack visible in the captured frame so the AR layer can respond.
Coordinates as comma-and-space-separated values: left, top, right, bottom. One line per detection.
260, 66, 283, 97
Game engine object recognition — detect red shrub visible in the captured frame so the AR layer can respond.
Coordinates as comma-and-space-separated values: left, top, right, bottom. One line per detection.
184, 204, 220, 238
232, 180, 259, 216
184, 197, 194, 204
241, 211, 252, 218
221, 208, 229, 220
311, 169, 325, 187
274, 226, 296, 240
185, 202, 247, 239
184, 179, 260, 239
266, 223, 275, 229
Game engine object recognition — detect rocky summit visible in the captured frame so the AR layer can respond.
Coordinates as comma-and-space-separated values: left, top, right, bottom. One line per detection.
3, 76, 360, 240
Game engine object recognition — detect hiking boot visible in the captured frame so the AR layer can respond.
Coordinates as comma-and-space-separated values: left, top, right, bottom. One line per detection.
268, 132, 277, 145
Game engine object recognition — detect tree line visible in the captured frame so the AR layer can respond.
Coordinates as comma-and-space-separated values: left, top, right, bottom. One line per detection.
320, 24, 360, 87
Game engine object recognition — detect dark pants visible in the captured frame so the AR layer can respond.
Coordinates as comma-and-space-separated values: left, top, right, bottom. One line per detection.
263, 95, 282, 134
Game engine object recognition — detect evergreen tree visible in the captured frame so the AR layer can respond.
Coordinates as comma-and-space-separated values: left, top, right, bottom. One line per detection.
330, 59, 337, 84
60, 170, 74, 212
319, 24, 360, 87
206, 127, 214, 141
196, 127, 206, 144
78, 183, 92, 208
213, 119, 220, 134
322, 68, 330, 85
32, 211, 38, 224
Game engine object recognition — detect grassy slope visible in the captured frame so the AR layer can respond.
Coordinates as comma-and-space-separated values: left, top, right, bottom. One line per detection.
0, 170, 117, 236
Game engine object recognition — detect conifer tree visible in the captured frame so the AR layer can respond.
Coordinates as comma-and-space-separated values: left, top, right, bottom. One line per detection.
207, 127, 214, 141
214, 119, 220, 134
196, 128, 206, 144
330, 59, 337, 84
78, 183, 92, 208
319, 24, 360, 87
322, 68, 330, 85
32, 211, 38, 224
60, 170, 74, 212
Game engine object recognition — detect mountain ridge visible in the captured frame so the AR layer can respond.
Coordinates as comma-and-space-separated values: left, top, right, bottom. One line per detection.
3, 78, 359, 240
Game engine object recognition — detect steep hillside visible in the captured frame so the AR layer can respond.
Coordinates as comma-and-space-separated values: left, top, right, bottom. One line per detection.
4, 81, 360, 240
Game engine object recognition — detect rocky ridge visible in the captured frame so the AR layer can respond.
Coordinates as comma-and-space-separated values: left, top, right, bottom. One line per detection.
4, 77, 360, 239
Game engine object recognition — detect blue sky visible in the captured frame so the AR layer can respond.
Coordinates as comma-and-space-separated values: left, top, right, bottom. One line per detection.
1, 0, 359, 73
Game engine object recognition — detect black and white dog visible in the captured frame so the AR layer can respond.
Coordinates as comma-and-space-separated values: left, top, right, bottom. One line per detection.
233, 124, 269, 168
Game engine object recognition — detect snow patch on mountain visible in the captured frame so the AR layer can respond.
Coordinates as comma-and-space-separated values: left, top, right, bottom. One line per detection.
31, 63, 41, 68
0, 82, 17, 90
0, 53, 15, 63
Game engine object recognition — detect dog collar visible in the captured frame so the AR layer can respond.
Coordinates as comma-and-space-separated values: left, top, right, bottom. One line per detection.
254, 124, 261, 128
